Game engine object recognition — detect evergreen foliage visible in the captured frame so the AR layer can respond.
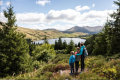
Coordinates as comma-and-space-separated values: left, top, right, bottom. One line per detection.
0, 4, 30, 77
62, 40, 67, 49
92, 0, 120, 56
78, 42, 80, 47
58, 37, 63, 50
54, 40, 58, 50
43, 35, 49, 44
65, 39, 76, 54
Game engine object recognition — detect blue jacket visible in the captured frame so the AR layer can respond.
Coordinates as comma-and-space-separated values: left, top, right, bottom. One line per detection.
76, 46, 85, 56
69, 55, 75, 65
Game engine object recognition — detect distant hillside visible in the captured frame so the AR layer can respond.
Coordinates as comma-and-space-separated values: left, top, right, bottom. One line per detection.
84, 26, 104, 33
61, 26, 96, 34
0, 22, 87, 41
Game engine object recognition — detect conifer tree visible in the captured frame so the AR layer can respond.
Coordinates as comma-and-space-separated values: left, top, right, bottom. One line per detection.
54, 40, 58, 50
63, 40, 67, 49
78, 42, 80, 47
65, 39, 76, 54
58, 37, 63, 50
0, 4, 30, 77
44, 35, 49, 44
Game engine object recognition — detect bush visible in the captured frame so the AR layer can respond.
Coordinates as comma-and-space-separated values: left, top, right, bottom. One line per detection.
44, 72, 53, 79
32, 44, 56, 62
51, 54, 70, 64
78, 72, 107, 80
41, 64, 56, 72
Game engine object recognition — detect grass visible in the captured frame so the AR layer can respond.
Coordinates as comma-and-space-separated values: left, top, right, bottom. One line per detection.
1, 51, 120, 80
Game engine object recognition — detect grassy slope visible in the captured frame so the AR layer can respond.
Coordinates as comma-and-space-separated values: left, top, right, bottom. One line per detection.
0, 25, 87, 41
2, 53, 120, 79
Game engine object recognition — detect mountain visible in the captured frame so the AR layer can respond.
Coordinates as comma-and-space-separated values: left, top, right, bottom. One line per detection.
0, 22, 87, 41
61, 26, 97, 34
84, 26, 104, 33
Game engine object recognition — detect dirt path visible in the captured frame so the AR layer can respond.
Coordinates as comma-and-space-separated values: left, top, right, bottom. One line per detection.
52, 68, 88, 78
61, 68, 88, 75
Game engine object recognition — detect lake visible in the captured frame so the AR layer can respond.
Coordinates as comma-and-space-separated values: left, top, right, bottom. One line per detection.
33, 38, 86, 45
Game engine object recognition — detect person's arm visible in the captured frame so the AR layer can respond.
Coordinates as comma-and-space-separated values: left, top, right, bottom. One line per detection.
76, 48, 83, 56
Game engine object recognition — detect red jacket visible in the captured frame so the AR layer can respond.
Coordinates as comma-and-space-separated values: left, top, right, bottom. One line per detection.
75, 52, 81, 58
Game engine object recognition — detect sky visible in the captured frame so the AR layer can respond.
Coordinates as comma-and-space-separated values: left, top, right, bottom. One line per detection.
0, 0, 119, 31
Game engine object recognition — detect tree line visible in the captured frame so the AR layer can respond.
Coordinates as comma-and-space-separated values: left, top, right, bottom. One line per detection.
84, 0, 120, 56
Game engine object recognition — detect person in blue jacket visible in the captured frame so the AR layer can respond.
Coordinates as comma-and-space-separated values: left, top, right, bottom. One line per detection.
69, 51, 75, 75
76, 43, 85, 73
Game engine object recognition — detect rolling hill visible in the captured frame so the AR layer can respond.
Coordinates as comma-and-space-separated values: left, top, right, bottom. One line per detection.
61, 26, 97, 34
0, 22, 87, 41
84, 26, 104, 33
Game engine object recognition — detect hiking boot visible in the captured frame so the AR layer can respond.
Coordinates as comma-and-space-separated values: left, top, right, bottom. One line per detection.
69, 73, 72, 75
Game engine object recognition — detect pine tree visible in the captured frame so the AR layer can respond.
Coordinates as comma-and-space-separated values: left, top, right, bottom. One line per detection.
63, 40, 67, 49
0, 4, 30, 77
54, 40, 58, 50
65, 39, 76, 54
44, 35, 49, 44
78, 42, 80, 47
58, 37, 63, 50
108, 0, 120, 54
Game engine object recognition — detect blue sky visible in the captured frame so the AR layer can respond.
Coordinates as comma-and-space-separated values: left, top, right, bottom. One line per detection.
0, 0, 118, 31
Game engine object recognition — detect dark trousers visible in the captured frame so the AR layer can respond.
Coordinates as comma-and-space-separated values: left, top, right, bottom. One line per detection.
75, 61, 79, 72
81, 55, 85, 71
70, 63, 74, 73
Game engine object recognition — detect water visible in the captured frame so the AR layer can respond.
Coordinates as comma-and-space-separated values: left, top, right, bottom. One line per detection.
33, 38, 86, 45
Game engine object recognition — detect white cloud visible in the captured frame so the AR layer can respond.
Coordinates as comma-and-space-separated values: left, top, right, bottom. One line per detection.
112, 4, 117, 7
92, 4, 95, 7
36, 0, 50, 6
28, 24, 74, 31
16, 12, 46, 24
75, 5, 90, 11
0, 0, 3, 5
0, 8, 115, 30
6, 1, 11, 6
0, 12, 7, 22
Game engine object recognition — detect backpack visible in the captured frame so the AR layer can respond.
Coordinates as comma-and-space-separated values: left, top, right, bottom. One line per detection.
83, 48, 88, 57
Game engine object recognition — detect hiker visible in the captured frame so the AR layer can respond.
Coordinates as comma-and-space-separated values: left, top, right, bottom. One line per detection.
75, 47, 81, 73
69, 51, 76, 75
76, 43, 85, 73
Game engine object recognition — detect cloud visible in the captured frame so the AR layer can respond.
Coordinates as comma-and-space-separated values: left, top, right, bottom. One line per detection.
0, 12, 7, 22
112, 4, 117, 7
92, 4, 95, 7
16, 12, 46, 24
45, 9, 81, 24
0, 0, 3, 5
6, 1, 11, 6
28, 24, 74, 31
0, 8, 115, 30
36, 0, 50, 6
75, 5, 90, 11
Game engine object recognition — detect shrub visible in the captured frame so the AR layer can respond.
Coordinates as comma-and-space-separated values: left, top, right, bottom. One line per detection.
44, 72, 53, 79
32, 44, 56, 62
51, 54, 70, 64
41, 64, 56, 72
